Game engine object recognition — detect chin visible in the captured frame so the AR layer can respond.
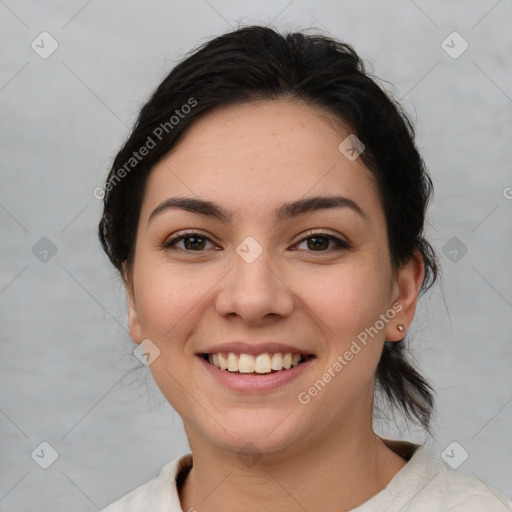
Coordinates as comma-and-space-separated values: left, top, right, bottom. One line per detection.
194, 408, 309, 458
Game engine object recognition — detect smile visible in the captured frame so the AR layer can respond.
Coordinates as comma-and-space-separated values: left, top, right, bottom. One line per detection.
202, 352, 313, 374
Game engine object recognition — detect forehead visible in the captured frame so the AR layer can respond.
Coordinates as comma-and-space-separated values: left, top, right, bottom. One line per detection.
141, 99, 383, 225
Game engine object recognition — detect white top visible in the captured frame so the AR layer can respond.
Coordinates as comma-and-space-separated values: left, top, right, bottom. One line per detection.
102, 440, 512, 511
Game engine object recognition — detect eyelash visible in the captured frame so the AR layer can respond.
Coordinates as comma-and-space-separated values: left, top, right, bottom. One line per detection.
163, 229, 351, 252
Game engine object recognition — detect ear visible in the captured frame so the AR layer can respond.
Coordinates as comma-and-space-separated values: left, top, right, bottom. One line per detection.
385, 249, 425, 342
122, 263, 143, 345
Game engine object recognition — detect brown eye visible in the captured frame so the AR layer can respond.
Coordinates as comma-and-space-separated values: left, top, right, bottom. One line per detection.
306, 236, 330, 251
164, 231, 215, 251
182, 236, 208, 250
294, 232, 351, 252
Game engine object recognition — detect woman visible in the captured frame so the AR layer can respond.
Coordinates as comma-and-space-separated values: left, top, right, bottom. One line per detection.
99, 26, 511, 511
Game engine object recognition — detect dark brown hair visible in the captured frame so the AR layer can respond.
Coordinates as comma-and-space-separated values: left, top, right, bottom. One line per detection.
98, 25, 438, 432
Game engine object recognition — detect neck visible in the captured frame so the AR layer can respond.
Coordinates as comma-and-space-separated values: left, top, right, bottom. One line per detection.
179, 429, 407, 512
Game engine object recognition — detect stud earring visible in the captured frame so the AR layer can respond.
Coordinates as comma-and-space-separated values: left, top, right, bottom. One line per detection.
397, 325, 405, 332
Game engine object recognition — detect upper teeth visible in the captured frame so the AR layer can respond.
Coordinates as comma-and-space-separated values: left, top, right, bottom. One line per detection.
208, 352, 303, 373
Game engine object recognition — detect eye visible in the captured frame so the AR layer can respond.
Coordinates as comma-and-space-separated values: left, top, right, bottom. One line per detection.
163, 230, 351, 253
163, 230, 218, 251
293, 231, 351, 252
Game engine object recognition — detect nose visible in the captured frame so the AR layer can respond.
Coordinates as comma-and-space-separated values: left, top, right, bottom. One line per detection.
214, 246, 294, 325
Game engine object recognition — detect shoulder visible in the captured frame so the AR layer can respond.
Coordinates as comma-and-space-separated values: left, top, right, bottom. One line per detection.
102, 453, 193, 512
419, 457, 512, 511
376, 441, 512, 512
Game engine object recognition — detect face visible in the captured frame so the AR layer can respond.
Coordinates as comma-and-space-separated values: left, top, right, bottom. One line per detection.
125, 99, 421, 459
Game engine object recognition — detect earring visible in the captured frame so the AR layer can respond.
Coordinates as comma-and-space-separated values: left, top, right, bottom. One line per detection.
397, 324, 405, 332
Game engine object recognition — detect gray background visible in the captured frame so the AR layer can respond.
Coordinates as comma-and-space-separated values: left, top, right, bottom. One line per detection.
1, 0, 511, 510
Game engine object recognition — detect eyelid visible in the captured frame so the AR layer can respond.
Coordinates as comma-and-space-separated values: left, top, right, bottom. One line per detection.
163, 229, 217, 248
295, 229, 350, 247
163, 228, 351, 250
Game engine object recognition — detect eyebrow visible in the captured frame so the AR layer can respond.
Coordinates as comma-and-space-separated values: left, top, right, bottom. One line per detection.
147, 195, 367, 227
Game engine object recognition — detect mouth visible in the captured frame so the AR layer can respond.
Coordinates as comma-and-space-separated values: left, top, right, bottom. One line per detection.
199, 352, 315, 375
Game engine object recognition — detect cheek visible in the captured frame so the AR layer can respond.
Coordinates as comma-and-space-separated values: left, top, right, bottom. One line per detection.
133, 264, 209, 341
292, 259, 390, 333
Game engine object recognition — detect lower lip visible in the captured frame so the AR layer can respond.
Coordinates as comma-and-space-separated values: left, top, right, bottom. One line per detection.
198, 356, 314, 392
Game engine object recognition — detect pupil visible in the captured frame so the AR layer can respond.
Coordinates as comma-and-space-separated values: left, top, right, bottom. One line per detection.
308, 236, 328, 250
185, 237, 205, 250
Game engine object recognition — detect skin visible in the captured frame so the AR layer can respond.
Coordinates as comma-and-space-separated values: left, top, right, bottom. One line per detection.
124, 99, 425, 512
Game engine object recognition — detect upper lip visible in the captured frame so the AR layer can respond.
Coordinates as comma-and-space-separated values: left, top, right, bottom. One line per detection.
197, 342, 314, 356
